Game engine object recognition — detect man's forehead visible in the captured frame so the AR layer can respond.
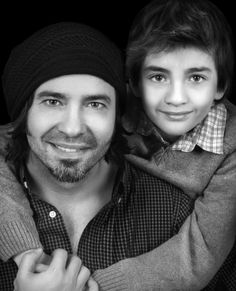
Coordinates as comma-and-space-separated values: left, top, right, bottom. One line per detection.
34, 74, 116, 96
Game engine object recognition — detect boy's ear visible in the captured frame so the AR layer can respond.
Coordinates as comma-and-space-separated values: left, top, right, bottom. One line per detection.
215, 87, 226, 101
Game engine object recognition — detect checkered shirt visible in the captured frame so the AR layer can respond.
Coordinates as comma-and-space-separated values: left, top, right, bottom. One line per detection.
0, 161, 193, 290
172, 103, 227, 154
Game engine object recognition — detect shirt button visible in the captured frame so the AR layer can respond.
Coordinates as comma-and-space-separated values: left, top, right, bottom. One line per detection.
49, 211, 57, 218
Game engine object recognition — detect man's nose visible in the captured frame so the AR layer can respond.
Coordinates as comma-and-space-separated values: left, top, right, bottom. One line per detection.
58, 107, 85, 137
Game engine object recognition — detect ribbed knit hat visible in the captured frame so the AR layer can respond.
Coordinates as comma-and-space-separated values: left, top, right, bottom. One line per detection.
2, 22, 126, 121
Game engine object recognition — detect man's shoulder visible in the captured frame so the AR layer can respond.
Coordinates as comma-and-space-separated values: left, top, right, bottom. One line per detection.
123, 160, 192, 218
124, 159, 183, 195
124, 159, 160, 180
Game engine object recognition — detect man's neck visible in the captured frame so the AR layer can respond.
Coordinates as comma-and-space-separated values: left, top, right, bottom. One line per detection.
26, 157, 118, 252
27, 156, 116, 201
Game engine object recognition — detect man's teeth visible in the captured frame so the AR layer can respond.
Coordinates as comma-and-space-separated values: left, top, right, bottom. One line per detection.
55, 145, 77, 152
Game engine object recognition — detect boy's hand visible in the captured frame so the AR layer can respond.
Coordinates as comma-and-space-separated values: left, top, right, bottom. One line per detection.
14, 248, 99, 291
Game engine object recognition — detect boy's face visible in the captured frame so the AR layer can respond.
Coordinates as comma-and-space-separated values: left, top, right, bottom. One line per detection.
140, 47, 224, 142
26, 74, 116, 183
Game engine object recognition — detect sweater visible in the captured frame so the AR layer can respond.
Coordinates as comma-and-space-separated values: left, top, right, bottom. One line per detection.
93, 100, 236, 290
0, 101, 236, 290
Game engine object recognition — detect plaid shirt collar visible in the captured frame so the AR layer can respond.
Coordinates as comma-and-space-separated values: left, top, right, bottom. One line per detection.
125, 102, 227, 155
172, 103, 227, 154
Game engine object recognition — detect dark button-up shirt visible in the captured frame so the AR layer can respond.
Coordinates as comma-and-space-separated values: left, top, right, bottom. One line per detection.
0, 161, 193, 290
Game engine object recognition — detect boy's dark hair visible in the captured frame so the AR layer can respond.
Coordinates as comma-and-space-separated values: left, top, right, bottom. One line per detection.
126, 0, 235, 99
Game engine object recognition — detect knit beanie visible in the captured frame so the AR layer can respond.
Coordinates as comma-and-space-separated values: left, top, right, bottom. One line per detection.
2, 22, 126, 121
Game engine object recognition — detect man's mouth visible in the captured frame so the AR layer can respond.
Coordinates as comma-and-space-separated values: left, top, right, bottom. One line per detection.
48, 142, 92, 153
54, 145, 78, 153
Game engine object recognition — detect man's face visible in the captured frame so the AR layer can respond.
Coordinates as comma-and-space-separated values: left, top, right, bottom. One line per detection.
27, 74, 116, 183
140, 47, 224, 142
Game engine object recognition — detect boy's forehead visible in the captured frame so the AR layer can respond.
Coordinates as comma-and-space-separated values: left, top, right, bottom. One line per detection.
143, 47, 216, 70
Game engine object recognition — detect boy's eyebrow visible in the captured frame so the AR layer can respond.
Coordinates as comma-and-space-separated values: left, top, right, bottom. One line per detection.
142, 66, 169, 74
143, 66, 212, 74
186, 67, 212, 74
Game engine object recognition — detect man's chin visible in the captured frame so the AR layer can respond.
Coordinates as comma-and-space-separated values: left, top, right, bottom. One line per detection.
46, 160, 85, 183
55, 175, 84, 184
60, 159, 81, 167
50, 168, 86, 183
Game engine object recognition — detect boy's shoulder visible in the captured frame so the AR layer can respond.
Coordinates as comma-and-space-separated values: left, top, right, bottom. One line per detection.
223, 100, 236, 151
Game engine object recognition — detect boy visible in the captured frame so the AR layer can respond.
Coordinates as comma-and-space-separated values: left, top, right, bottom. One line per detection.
123, 0, 236, 289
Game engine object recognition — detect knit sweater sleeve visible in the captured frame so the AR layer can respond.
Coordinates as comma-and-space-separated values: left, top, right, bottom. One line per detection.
93, 150, 236, 291
93, 183, 195, 291
0, 154, 42, 261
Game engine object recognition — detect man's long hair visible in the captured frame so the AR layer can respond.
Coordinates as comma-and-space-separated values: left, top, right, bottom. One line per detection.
6, 93, 128, 176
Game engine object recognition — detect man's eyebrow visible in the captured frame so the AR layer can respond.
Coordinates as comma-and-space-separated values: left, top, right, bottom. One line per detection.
36, 91, 112, 103
36, 91, 66, 99
84, 94, 112, 104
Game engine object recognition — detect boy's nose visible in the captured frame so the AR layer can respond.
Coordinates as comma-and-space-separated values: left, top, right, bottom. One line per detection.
165, 83, 187, 106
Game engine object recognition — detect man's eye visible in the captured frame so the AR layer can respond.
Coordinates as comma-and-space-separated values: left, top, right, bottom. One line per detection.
43, 99, 61, 106
88, 102, 105, 109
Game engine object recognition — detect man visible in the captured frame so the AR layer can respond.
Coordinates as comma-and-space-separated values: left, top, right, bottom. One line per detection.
0, 22, 193, 290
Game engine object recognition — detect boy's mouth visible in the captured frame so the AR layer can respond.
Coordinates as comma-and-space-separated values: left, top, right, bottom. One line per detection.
159, 110, 193, 120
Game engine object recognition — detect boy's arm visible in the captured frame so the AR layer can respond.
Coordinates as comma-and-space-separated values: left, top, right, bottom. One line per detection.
0, 154, 42, 261
93, 151, 236, 291
0, 128, 235, 289
0, 125, 42, 262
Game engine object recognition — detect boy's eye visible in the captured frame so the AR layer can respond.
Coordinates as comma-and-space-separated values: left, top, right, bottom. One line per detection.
190, 75, 205, 83
87, 102, 105, 109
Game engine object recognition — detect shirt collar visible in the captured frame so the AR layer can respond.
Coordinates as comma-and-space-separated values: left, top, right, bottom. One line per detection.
123, 102, 227, 155
123, 109, 169, 146
172, 103, 227, 154
19, 162, 126, 204
19, 164, 35, 197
